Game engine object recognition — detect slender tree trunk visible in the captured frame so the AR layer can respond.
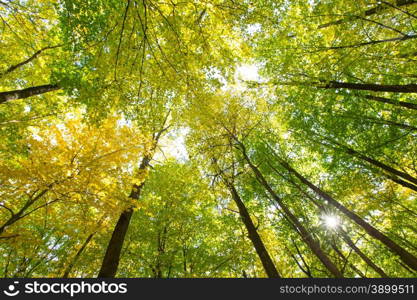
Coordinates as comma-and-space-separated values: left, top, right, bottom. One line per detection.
237, 143, 344, 278
338, 114, 417, 131
97, 157, 149, 278
268, 162, 390, 277
339, 229, 389, 277
334, 142, 417, 189
288, 238, 313, 277
0, 84, 61, 104
316, 35, 417, 51
365, 95, 417, 110
318, 0, 417, 29
386, 175, 417, 192
323, 81, 417, 93
226, 182, 281, 278
97, 114, 169, 278
331, 243, 366, 278
278, 160, 417, 271
62, 232, 96, 278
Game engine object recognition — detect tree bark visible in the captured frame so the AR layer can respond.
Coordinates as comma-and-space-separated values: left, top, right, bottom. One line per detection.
318, 0, 417, 29
339, 229, 389, 277
278, 160, 417, 271
365, 95, 417, 110
268, 162, 390, 277
315, 35, 417, 51
0, 84, 61, 104
97, 157, 150, 278
335, 142, 417, 189
237, 143, 344, 278
323, 81, 417, 93
226, 182, 281, 278
62, 232, 96, 278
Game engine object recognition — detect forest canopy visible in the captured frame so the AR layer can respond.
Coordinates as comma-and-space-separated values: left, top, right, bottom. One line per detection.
0, 0, 416, 278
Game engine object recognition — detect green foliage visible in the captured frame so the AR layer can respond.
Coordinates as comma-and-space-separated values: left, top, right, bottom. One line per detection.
0, 0, 416, 278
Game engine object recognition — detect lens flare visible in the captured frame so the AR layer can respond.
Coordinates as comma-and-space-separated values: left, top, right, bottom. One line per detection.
323, 215, 339, 229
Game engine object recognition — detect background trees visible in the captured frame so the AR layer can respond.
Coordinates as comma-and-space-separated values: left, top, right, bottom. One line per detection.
0, 0, 415, 278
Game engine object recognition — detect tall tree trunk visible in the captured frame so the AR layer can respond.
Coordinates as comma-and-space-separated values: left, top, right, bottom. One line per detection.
226, 181, 281, 278
278, 160, 417, 271
97, 208, 134, 278
365, 95, 417, 111
332, 141, 417, 190
237, 143, 344, 278
97, 156, 150, 278
331, 243, 366, 278
317, 35, 417, 51
338, 114, 417, 131
62, 232, 96, 278
267, 162, 390, 277
0, 84, 61, 104
339, 229, 389, 277
385, 175, 417, 192
318, 0, 417, 29
323, 81, 417, 93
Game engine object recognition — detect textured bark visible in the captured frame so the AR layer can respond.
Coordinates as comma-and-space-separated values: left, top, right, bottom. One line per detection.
97, 157, 150, 278
237, 144, 344, 278
279, 160, 417, 271
227, 182, 281, 278
0, 84, 61, 104
97, 208, 134, 278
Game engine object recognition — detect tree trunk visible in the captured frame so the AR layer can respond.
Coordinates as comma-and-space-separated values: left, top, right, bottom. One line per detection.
365, 95, 417, 110
323, 81, 417, 93
62, 232, 96, 278
0, 84, 61, 104
278, 160, 417, 271
318, 0, 417, 29
97, 157, 150, 278
97, 208, 134, 278
227, 182, 281, 278
317, 35, 417, 51
339, 229, 389, 277
270, 162, 390, 277
237, 143, 344, 278
335, 142, 417, 189
332, 243, 367, 278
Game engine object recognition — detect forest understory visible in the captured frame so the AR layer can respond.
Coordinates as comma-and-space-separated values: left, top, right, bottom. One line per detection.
0, 0, 416, 278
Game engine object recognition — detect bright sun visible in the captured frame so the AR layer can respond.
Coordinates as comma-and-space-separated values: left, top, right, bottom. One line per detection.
236, 64, 260, 81
323, 215, 339, 229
